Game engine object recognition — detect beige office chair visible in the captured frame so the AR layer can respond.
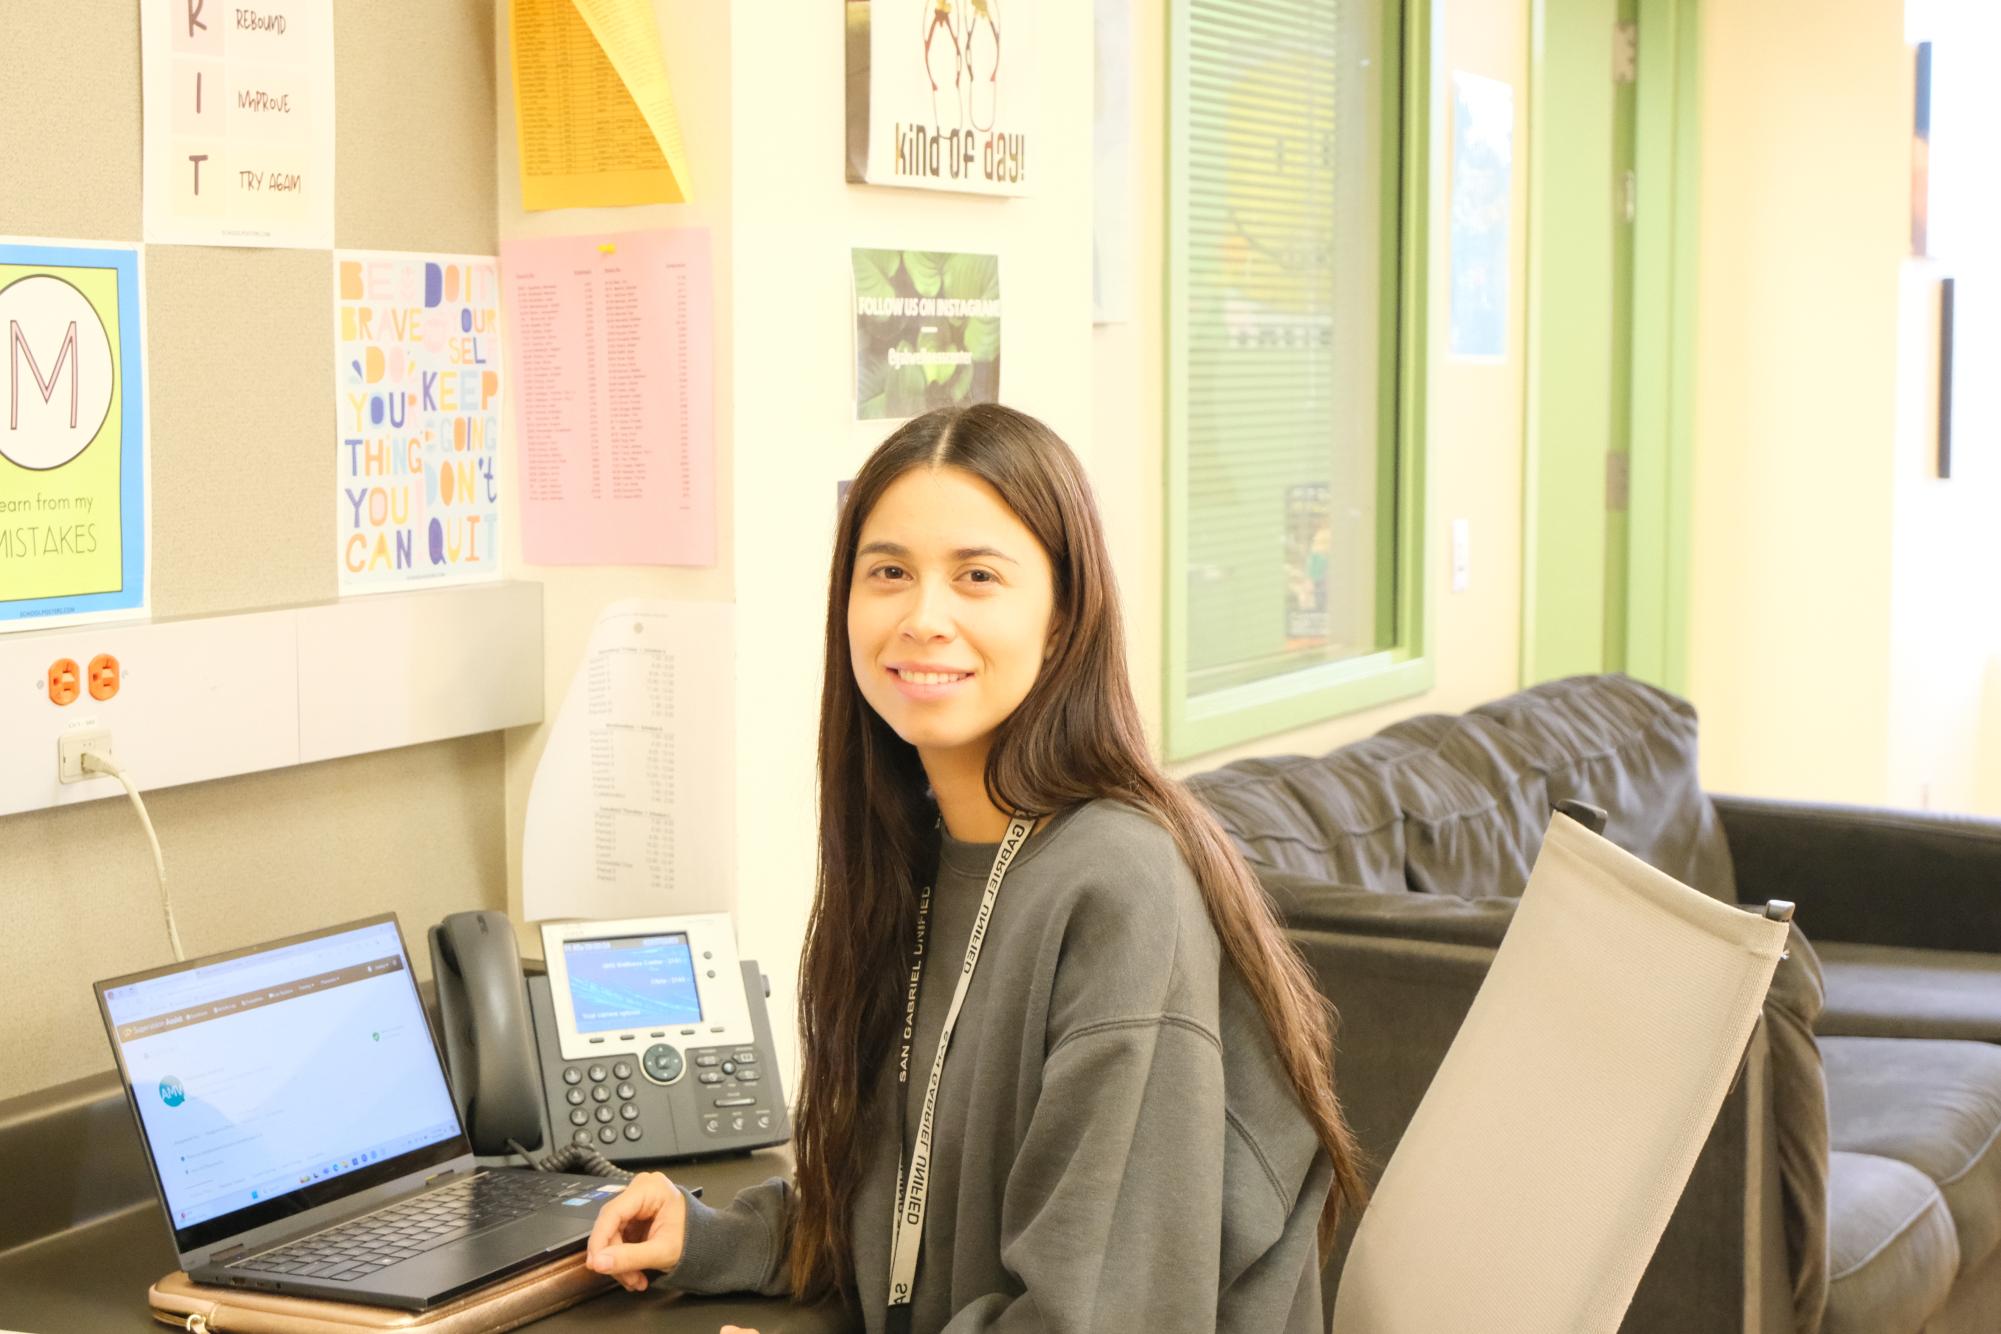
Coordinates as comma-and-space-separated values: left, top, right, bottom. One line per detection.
1330, 812, 1793, 1334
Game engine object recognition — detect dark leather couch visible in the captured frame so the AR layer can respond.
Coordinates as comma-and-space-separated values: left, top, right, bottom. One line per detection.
1189, 674, 2001, 1334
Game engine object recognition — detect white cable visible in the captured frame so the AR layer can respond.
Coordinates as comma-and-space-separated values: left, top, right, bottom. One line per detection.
82, 751, 185, 963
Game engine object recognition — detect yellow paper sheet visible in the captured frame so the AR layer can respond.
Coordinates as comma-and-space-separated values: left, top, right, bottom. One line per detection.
511, 0, 691, 210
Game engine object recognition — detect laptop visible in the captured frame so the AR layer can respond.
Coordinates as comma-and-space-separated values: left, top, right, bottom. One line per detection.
95, 914, 623, 1310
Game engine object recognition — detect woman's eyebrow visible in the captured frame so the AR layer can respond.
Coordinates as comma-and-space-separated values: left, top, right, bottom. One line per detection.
856, 540, 1018, 565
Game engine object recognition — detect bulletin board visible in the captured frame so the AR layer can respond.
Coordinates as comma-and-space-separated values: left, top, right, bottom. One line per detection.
0, 0, 501, 621
0, 0, 515, 1103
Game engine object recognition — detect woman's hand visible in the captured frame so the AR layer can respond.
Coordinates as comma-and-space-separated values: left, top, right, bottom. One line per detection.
585, 1171, 689, 1292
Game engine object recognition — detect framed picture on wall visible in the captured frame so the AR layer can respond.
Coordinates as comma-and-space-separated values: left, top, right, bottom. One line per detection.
845, 0, 1035, 196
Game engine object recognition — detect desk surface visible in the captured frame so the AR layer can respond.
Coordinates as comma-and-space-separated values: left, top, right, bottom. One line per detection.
0, 1151, 853, 1334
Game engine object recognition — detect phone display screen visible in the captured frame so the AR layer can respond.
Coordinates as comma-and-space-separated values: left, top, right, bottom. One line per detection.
561, 933, 704, 1033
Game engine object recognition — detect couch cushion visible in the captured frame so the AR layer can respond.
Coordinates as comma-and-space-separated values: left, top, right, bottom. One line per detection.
1824, 1151, 1959, 1334
1816, 942, 2001, 1043
1470, 674, 1737, 903
1186, 748, 1405, 889
1823, 1036, 2001, 1277
1369, 713, 1552, 900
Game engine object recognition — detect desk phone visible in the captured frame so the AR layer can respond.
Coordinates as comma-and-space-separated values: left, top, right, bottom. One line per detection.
429, 911, 789, 1167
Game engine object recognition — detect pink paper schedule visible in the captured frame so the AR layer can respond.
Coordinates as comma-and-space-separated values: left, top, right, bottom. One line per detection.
501, 230, 715, 566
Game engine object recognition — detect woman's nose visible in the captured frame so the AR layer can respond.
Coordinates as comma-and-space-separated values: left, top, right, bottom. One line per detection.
900, 578, 953, 641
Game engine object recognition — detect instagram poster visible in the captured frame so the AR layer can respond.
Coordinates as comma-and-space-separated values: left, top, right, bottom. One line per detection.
845, 0, 1035, 196
852, 248, 1001, 421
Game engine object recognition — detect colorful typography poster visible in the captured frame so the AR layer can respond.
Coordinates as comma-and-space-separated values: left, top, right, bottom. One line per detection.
0, 240, 149, 631
846, 0, 1035, 196
141, 0, 337, 249
853, 249, 1001, 421
334, 253, 502, 594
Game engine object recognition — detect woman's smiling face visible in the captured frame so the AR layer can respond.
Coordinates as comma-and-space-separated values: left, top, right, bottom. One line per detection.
847, 465, 1057, 762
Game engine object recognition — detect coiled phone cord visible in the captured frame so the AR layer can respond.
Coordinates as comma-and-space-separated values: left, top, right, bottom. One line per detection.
506, 1137, 634, 1182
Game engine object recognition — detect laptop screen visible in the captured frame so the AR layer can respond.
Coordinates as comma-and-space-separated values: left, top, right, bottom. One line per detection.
98, 916, 469, 1254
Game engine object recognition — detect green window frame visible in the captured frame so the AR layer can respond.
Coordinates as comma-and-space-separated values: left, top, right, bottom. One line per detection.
1164, 0, 1433, 761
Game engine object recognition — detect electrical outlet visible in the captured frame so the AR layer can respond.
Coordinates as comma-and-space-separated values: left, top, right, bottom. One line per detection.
47, 658, 81, 706
58, 725, 114, 784
87, 653, 121, 701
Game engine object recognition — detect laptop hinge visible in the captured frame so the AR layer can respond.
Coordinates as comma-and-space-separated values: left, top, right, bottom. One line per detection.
210, 1243, 247, 1264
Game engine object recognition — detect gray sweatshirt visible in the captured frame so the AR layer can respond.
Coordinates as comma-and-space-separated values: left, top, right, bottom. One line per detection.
665, 799, 1333, 1332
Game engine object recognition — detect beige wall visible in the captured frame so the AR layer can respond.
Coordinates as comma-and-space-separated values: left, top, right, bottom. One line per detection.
1686, 0, 2001, 814
1686, 0, 1904, 804
495, 0, 737, 964
0, 1, 510, 1101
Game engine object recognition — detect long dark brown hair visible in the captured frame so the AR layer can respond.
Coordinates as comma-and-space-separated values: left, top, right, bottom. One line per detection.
790, 403, 1368, 1300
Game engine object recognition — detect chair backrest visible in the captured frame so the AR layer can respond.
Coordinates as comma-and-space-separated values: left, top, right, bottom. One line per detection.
1328, 813, 1790, 1334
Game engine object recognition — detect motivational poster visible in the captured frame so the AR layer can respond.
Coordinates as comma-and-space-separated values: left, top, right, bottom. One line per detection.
853, 249, 1001, 422
334, 252, 503, 594
141, 0, 337, 249
0, 240, 149, 630
846, 0, 1035, 196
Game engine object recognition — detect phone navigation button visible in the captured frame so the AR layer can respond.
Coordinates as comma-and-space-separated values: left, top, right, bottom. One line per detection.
641, 1043, 685, 1084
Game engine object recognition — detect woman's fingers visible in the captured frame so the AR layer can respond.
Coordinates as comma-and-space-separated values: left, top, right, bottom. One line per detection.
586, 1172, 677, 1277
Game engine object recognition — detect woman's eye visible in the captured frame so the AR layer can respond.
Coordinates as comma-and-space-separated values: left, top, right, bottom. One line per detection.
876, 564, 906, 580
965, 568, 997, 585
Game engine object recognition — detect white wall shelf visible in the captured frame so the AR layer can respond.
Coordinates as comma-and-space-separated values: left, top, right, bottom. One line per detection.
0, 582, 543, 818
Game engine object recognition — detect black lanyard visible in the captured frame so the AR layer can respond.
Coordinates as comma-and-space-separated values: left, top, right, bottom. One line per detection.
885, 815, 1033, 1332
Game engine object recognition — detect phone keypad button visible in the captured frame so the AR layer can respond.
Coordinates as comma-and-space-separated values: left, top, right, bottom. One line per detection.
587, 1065, 608, 1083
616, 1082, 636, 1100
569, 1109, 588, 1127
591, 1085, 610, 1103
720, 1061, 737, 1076
734, 1051, 757, 1064
594, 1106, 614, 1124
572, 1129, 591, 1146
565, 1088, 585, 1107
701, 1115, 721, 1136
698, 1071, 723, 1085
714, 1095, 756, 1108
562, 1068, 583, 1086
620, 1103, 639, 1120
755, 1111, 773, 1132
738, 1070, 761, 1083
598, 1126, 617, 1145
694, 1054, 721, 1068
623, 1123, 642, 1142
612, 1062, 634, 1081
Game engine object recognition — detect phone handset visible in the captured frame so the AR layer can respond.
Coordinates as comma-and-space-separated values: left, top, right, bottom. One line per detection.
428, 911, 549, 1156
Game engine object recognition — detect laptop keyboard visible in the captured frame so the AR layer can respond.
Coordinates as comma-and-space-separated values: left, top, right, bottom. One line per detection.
230, 1172, 593, 1282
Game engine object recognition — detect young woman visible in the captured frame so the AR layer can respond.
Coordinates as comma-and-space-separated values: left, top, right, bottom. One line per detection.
585, 404, 1368, 1332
